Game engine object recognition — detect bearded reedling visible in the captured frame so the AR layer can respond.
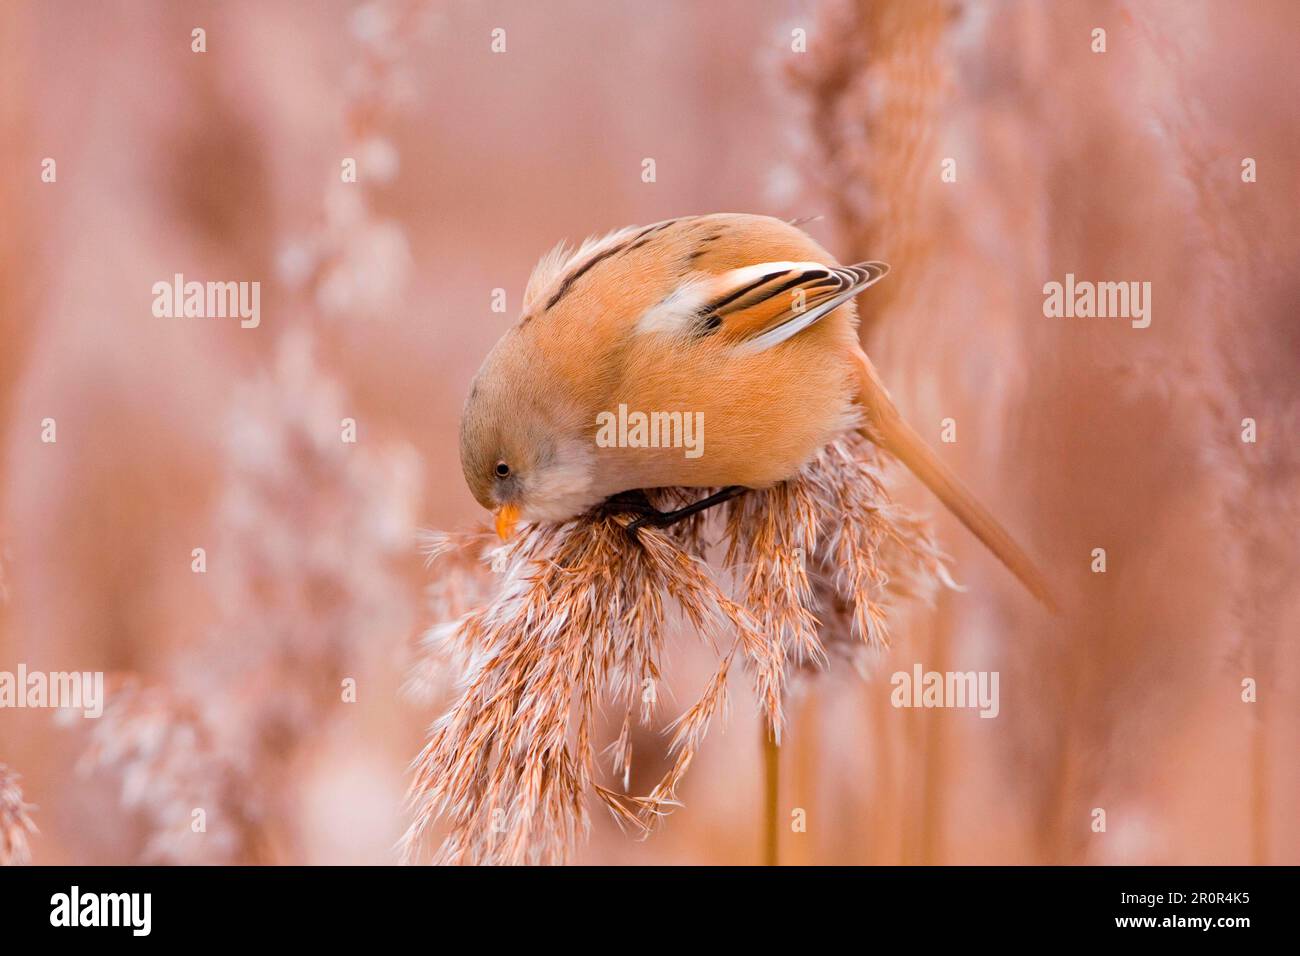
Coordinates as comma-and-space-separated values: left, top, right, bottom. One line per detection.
459, 213, 1057, 610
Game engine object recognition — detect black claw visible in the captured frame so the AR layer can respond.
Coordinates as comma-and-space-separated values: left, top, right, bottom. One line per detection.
625, 511, 669, 534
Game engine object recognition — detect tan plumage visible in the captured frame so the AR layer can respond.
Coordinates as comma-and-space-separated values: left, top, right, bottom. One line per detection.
460, 213, 1057, 609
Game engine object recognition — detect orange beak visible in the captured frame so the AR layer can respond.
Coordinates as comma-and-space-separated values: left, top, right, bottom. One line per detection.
494, 503, 520, 541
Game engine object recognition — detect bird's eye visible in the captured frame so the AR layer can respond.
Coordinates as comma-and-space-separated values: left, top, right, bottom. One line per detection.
494, 461, 511, 479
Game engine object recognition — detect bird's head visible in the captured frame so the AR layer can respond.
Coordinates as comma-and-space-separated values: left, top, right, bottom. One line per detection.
459, 346, 598, 539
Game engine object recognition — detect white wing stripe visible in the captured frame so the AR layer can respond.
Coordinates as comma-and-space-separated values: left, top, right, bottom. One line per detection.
736, 262, 889, 354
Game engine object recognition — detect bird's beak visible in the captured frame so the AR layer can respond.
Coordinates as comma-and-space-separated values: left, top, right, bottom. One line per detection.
494, 503, 520, 540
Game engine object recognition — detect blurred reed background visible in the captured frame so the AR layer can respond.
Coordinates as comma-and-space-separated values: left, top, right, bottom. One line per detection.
0, 0, 1296, 865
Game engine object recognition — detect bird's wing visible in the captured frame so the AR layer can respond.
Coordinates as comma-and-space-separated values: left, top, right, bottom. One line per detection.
700, 260, 889, 353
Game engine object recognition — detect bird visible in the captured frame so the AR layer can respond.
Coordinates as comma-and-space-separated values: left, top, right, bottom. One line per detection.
459, 213, 1057, 610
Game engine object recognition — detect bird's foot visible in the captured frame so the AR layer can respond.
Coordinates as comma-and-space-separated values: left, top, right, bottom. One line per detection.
598, 489, 662, 519
620, 486, 750, 536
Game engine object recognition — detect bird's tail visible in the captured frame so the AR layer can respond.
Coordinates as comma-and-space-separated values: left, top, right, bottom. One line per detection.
851, 348, 1060, 612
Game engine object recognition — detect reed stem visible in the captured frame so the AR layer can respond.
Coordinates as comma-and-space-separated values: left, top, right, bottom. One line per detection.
762, 723, 780, 866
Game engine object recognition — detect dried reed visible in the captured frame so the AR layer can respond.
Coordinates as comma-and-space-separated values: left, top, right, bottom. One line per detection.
785, 0, 949, 338
786, 0, 957, 862
791, 0, 1300, 865
404, 432, 948, 864
0, 763, 36, 866
76, 678, 265, 864
60, 0, 431, 863
1132, 11, 1300, 864
73, 335, 419, 863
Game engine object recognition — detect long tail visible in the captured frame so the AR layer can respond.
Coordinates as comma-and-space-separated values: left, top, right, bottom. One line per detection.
852, 348, 1060, 612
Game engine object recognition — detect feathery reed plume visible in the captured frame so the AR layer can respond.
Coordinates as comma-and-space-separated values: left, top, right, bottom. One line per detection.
60, 1, 432, 862
792, 0, 1300, 864
785, 0, 958, 862
1129, 8, 1300, 864
405, 433, 947, 864
0, 763, 36, 866
404, 531, 503, 706
785, 0, 949, 338
279, 0, 433, 319
73, 333, 420, 863
76, 678, 264, 864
